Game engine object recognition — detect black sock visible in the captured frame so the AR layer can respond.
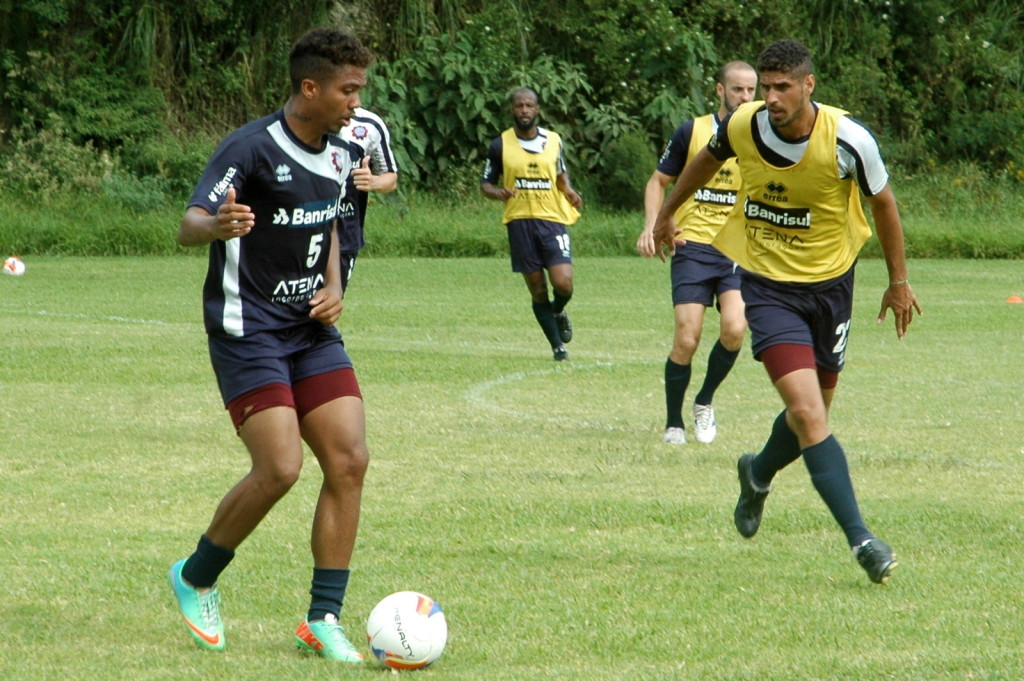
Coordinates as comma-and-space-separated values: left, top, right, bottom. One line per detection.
694, 340, 739, 406
182, 534, 235, 589
664, 358, 691, 429
308, 568, 351, 622
532, 300, 563, 348
802, 435, 869, 546
751, 410, 801, 487
552, 290, 572, 316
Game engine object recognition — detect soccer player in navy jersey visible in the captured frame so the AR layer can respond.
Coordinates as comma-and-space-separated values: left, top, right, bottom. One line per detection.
338, 108, 398, 290
481, 87, 584, 362
653, 40, 921, 584
168, 28, 373, 661
637, 61, 757, 446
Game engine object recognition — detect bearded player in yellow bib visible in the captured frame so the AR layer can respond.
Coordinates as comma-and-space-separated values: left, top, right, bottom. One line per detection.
637, 61, 756, 446
653, 40, 921, 585
482, 87, 583, 361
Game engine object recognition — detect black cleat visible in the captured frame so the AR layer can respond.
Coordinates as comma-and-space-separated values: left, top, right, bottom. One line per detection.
734, 454, 770, 538
554, 311, 573, 344
553, 345, 569, 362
854, 538, 898, 584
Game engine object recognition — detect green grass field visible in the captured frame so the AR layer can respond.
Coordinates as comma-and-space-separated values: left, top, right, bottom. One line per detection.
1, 255, 1023, 680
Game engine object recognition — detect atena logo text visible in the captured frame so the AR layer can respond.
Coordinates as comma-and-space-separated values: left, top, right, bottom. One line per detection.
272, 198, 341, 227
514, 177, 552, 191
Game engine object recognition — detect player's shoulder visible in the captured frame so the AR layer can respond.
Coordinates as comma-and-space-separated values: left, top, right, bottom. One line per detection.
351, 107, 390, 130
835, 113, 880, 147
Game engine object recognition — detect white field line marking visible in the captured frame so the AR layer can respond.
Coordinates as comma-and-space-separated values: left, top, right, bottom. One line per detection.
464, 361, 644, 432
0, 306, 192, 328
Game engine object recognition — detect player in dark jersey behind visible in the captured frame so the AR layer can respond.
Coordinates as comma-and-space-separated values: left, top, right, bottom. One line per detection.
168, 28, 373, 662
338, 107, 398, 290
637, 61, 756, 446
654, 40, 921, 585
481, 87, 584, 362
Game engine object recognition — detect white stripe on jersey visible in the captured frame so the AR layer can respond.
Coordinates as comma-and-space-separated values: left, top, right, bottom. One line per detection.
344, 107, 398, 174
222, 238, 244, 337
267, 120, 348, 182
754, 107, 889, 196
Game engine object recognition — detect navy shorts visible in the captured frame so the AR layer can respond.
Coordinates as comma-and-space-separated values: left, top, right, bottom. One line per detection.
340, 251, 358, 291
670, 242, 741, 307
506, 218, 572, 273
741, 267, 855, 373
208, 323, 354, 406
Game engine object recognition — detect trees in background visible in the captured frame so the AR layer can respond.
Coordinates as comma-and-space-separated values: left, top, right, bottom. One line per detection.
2, 0, 1022, 207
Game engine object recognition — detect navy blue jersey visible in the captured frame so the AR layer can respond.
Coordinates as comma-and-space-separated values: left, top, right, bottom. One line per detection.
188, 110, 355, 337
656, 120, 697, 177
337, 108, 398, 253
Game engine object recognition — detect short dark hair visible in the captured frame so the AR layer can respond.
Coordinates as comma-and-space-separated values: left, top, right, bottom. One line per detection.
509, 86, 540, 105
757, 40, 813, 77
289, 28, 373, 93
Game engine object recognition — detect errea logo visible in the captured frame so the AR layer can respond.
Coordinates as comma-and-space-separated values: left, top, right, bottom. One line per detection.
276, 164, 293, 183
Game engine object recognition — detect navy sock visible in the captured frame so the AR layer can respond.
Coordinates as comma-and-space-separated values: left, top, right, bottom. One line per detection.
532, 300, 563, 348
182, 534, 235, 589
751, 410, 801, 487
802, 435, 870, 546
552, 290, 572, 315
308, 568, 351, 622
664, 358, 691, 429
694, 340, 739, 406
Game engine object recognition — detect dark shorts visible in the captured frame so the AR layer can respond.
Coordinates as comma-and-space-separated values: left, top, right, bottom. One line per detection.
506, 218, 572, 273
670, 241, 742, 307
208, 323, 354, 406
741, 267, 855, 373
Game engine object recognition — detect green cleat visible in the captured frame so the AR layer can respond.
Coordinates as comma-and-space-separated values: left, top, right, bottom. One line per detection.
168, 559, 225, 651
295, 614, 364, 663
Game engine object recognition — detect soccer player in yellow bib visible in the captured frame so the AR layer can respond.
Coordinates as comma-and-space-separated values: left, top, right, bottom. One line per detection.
482, 87, 583, 362
653, 40, 921, 585
637, 61, 757, 446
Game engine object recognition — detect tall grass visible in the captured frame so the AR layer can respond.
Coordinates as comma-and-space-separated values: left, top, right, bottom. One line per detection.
2, 162, 1023, 258
1, 256, 1022, 680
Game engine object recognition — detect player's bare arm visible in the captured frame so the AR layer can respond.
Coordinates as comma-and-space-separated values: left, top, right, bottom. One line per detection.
351, 156, 398, 193
556, 172, 583, 209
480, 181, 517, 202
177, 186, 255, 247
867, 185, 922, 339
309, 223, 344, 326
652, 148, 723, 261
637, 169, 675, 258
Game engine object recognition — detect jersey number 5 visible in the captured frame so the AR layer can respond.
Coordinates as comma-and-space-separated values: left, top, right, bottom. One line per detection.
306, 234, 324, 268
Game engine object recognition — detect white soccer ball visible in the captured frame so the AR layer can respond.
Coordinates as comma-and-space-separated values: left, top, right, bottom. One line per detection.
366, 591, 447, 670
3, 256, 25, 276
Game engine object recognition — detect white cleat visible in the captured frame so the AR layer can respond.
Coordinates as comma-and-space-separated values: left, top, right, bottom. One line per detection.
693, 404, 717, 444
663, 427, 686, 445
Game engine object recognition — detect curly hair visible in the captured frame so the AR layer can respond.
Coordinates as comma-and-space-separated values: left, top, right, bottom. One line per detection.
757, 40, 813, 77
289, 28, 374, 92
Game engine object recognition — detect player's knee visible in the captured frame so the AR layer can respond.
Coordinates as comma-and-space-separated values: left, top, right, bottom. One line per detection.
323, 443, 370, 488
253, 457, 303, 498
784, 402, 826, 439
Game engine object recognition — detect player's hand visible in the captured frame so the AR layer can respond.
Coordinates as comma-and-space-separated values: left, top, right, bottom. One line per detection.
651, 215, 683, 262
564, 188, 583, 209
636, 229, 657, 258
352, 156, 373, 192
876, 281, 922, 339
215, 187, 254, 240
309, 287, 343, 326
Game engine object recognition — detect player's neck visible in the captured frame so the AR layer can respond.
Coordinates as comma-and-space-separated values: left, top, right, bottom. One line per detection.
283, 100, 328, 149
